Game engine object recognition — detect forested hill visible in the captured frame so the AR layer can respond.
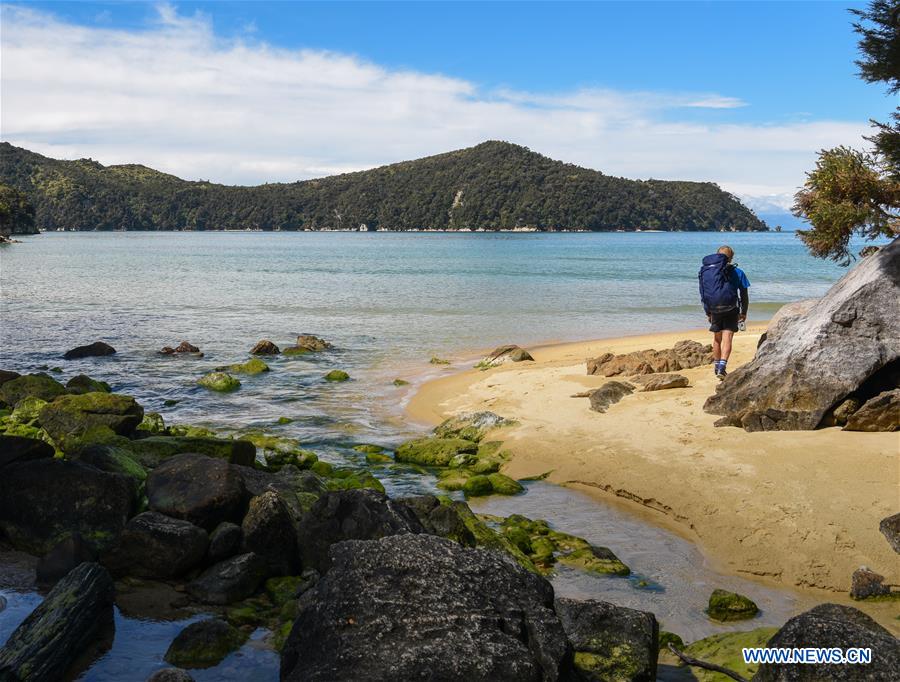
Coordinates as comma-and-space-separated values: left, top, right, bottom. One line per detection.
0, 141, 767, 232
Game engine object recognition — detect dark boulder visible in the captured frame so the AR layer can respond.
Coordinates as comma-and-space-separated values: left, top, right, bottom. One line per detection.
296, 489, 425, 573
65, 374, 112, 394
35, 532, 96, 586
160, 341, 201, 355
879, 513, 900, 554
241, 491, 299, 575
0, 562, 115, 681
0, 434, 54, 468
39, 392, 144, 452
76, 444, 147, 488
402, 495, 477, 546
0, 369, 20, 386
554, 598, 658, 682
0, 373, 66, 406
295, 334, 332, 352
752, 603, 900, 681
127, 436, 256, 468
250, 339, 280, 355
706, 239, 900, 431
147, 453, 249, 531
589, 381, 633, 413
208, 522, 243, 563
0, 458, 135, 554
63, 341, 116, 360
843, 389, 900, 431
163, 618, 247, 669
187, 552, 268, 605
280, 534, 574, 682
147, 669, 195, 682
101, 511, 209, 579
849, 566, 889, 600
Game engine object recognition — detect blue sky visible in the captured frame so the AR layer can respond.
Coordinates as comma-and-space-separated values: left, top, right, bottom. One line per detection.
2, 1, 892, 211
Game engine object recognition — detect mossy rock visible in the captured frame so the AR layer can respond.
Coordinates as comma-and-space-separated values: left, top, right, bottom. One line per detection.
125, 436, 255, 468
282, 346, 310, 356
65, 374, 111, 395
323, 370, 350, 382
487, 473, 524, 495
679, 627, 778, 681
573, 650, 647, 682
429, 357, 450, 365
310, 460, 334, 477
136, 412, 166, 434
502, 525, 533, 555
436, 469, 472, 491
352, 444, 385, 454
163, 399, 180, 407
11, 396, 48, 424
198, 372, 241, 392
264, 448, 318, 471
462, 474, 494, 497
78, 445, 148, 485
325, 469, 385, 494
295, 492, 320, 515
265, 576, 304, 606
164, 618, 248, 669
448, 453, 478, 468
471, 458, 501, 474
276, 416, 294, 425
220, 358, 270, 375
39, 392, 144, 453
364, 451, 393, 464
658, 631, 684, 655
558, 546, 630, 576
707, 589, 759, 622
392, 378, 409, 386
476, 440, 503, 458
168, 423, 218, 438
395, 437, 478, 466
449, 502, 537, 574
0, 373, 67, 406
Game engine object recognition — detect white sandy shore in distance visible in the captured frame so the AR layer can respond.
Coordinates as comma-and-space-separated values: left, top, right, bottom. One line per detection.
406, 324, 900, 633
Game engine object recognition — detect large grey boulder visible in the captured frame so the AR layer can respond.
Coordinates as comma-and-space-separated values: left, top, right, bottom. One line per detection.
280, 534, 575, 681
241, 491, 299, 575
752, 603, 900, 681
706, 239, 900, 431
554, 598, 658, 682
101, 511, 209, 579
187, 552, 268, 605
296, 489, 425, 573
0, 562, 115, 681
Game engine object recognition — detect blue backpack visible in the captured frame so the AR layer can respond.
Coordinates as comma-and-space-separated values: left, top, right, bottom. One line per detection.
698, 253, 738, 313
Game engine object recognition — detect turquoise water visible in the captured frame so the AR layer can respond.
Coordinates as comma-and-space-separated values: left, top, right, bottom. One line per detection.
0, 231, 864, 679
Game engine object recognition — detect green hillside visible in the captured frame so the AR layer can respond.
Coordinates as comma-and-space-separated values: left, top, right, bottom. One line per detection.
0, 141, 767, 232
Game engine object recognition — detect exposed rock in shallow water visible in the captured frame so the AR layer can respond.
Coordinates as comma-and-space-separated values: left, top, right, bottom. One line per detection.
586, 340, 712, 377
880, 513, 900, 554
0, 562, 115, 681
0, 373, 66, 406
294, 334, 332, 352
0, 458, 135, 554
147, 453, 249, 531
127, 435, 256, 468
555, 597, 658, 682
187, 552, 268, 605
296, 489, 425, 573
197, 371, 241, 392
752, 603, 900, 681
66, 373, 111, 394
63, 341, 116, 360
395, 436, 478, 466
706, 239, 900, 431
843, 389, 900, 431
280, 534, 574, 682
160, 341, 201, 355
589, 381, 633, 413
632, 373, 689, 391
101, 511, 209, 579
250, 339, 280, 355
323, 369, 349, 382
163, 618, 247, 669
216, 358, 269, 375
707, 588, 759, 622
0, 434, 54, 468
39, 391, 144, 452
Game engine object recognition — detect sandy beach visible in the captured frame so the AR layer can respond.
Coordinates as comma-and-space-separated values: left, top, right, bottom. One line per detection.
407, 324, 900, 622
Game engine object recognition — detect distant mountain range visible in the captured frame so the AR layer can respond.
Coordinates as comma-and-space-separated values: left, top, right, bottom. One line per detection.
0, 141, 767, 232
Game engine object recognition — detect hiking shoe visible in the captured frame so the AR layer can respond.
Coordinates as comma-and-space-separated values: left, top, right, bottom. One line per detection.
717, 368, 727, 381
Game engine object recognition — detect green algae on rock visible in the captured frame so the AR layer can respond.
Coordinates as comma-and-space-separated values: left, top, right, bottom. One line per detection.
434, 411, 516, 442
486, 472, 524, 495
126, 435, 256, 468
323, 370, 350, 382
707, 589, 759, 622
38, 392, 144, 453
65, 374, 111, 395
281, 346, 310, 356
365, 451, 393, 464
395, 437, 478, 466
392, 378, 410, 386
0, 373, 67, 406
352, 444, 385, 454
429, 357, 451, 365
198, 372, 241, 392
218, 358, 270, 375
164, 618, 248, 669
678, 627, 778, 680
136, 412, 166, 434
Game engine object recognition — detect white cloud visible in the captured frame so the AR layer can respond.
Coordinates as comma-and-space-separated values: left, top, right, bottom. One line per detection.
0, 3, 870, 210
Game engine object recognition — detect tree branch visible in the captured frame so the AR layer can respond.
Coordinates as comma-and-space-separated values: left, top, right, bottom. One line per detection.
667, 643, 750, 682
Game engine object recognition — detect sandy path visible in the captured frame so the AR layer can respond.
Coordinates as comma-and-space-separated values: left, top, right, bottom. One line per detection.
407, 325, 900, 615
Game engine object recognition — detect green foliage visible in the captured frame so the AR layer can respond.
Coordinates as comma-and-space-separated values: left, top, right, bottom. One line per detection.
0, 141, 766, 232
794, 147, 899, 263
0, 182, 36, 235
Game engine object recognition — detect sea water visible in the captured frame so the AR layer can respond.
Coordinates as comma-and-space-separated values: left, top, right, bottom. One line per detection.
0, 231, 866, 679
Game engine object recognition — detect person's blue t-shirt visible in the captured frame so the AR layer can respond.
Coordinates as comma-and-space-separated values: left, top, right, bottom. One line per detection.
730, 266, 750, 290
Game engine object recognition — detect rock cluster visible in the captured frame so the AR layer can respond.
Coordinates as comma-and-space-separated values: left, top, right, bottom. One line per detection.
161, 341, 202, 355
587, 340, 712, 376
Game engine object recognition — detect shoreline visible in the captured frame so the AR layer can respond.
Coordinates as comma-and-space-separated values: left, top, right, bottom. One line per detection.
405, 325, 900, 632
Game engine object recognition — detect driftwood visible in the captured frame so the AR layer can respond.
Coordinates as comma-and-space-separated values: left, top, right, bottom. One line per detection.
667, 643, 749, 682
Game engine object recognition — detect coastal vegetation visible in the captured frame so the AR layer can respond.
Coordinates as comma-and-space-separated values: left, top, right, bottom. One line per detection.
0, 182, 36, 236
0, 141, 767, 233
794, 0, 899, 263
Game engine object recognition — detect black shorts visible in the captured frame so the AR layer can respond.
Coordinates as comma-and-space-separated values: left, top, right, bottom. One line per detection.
709, 308, 739, 333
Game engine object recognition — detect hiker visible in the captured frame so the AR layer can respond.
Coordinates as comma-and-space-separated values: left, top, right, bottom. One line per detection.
698, 245, 750, 380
